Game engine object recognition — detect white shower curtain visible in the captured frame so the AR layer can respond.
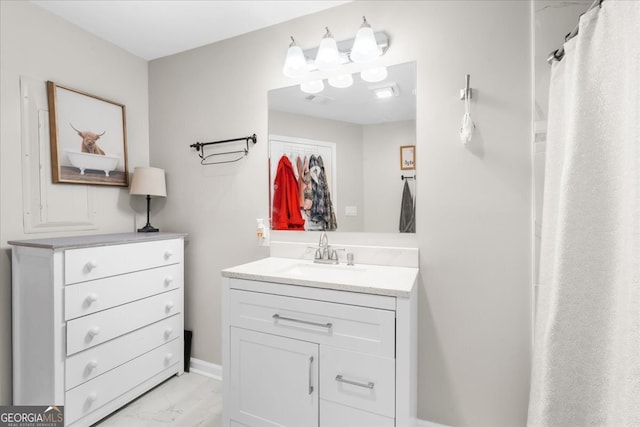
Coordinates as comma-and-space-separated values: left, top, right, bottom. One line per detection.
528, 1, 640, 426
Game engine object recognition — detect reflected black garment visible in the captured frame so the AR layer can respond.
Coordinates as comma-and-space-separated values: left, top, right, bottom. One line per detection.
399, 180, 415, 233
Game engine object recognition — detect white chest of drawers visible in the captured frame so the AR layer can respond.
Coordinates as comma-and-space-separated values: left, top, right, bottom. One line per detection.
9, 232, 186, 427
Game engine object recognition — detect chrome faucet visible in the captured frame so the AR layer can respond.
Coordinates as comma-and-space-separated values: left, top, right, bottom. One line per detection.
314, 231, 340, 264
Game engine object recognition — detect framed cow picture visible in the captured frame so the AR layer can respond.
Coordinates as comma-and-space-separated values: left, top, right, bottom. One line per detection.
46, 81, 129, 186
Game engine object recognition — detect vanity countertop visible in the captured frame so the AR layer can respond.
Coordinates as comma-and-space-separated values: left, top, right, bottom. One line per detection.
222, 256, 418, 298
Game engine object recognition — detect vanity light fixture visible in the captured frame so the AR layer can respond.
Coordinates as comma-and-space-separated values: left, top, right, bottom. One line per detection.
282, 36, 307, 77
361, 66, 388, 83
314, 27, 341, 70
300, 79, 325, 94
350, 16, 381, 63
328, 73, 354, 89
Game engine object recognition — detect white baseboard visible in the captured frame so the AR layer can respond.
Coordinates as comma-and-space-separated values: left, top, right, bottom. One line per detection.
417, 419, 451, 427
187, 361, 449, 427
189, 358, 222, 381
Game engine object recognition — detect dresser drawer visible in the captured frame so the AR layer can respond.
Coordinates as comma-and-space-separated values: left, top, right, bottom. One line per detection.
64, 239, 183, 285
66, 315, 181, 390
66, 289, 181, 355
320, 346, 395, 417
64, 264, 181, 320
229, 290, 395, 357
65, 339, 181, 425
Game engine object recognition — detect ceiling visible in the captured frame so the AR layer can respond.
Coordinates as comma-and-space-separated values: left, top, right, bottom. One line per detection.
30, 0, 350, 60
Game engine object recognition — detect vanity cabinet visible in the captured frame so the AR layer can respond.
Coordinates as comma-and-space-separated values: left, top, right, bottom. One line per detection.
10, 233, 186, 427
222, 263, 418, 427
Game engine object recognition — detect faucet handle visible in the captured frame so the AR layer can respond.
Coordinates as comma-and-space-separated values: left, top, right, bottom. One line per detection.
330, 248, 345, 261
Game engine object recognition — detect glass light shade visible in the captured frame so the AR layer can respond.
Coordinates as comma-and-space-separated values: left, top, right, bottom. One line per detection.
328, 73, 353, 89
314, 29, 341, 70
361, 66, 388, 83
350, 26, 380, 63
283, 44, 307, 77
300, 79, 325, 94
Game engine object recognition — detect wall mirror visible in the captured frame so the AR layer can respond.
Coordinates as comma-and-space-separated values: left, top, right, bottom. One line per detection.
268, 61, 416, 233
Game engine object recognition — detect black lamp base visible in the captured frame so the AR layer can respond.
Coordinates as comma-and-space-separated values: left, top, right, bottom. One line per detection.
137, 194, 159, 232
137, 223, 159, 233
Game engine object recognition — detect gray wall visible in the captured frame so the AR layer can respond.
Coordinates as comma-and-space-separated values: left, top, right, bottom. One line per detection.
0, 1, 149, 405
149, 2, 532, 426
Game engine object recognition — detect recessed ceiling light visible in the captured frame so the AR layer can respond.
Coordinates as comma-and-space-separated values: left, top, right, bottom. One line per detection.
370, 82, 399, 99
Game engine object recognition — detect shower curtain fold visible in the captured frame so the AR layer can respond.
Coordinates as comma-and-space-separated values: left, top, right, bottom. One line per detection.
528, 2, 640, 426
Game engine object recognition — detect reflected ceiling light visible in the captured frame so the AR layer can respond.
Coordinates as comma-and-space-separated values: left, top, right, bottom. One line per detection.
361, 66, 388, 83
328, 73, 353, 89
300, 79, 325, 94
314, 27, 341, 70
350, 16, 381, 63
282, 36, 307, 78
371, 82, 399, 99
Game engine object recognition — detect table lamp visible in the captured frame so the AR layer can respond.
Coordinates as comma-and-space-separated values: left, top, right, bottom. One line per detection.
129, 166, 166, 232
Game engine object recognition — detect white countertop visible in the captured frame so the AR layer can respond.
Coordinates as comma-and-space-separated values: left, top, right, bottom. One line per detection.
8, 232, 187, 249
222, 257, 418, 298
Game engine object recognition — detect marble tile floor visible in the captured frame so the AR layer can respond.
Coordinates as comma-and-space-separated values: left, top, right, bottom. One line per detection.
95, 372, 222, 427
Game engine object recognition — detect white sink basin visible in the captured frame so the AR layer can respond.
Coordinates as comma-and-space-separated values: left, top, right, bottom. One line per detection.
278, 262, 368, 282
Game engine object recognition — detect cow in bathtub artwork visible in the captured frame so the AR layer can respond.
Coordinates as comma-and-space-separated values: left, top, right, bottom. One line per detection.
64, 123, 120, 178
47, 80, 129, 186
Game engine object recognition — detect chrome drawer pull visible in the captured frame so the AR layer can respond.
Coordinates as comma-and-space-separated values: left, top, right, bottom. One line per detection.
272, 314, 332, 330
335, 374, 375, 389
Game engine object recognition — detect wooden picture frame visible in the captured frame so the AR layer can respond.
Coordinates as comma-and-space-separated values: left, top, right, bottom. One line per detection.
46, 81, 128, 186
400, 145, 415, 170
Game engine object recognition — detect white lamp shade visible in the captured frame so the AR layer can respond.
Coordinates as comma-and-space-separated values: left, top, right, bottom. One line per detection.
300, 79, 325, 94
328, 73, 354, 89
283, 44, 307, 77
130, 167, 167, 197
350, 26, 381, 63
361, 66, 388, 83
315, 36, 341, 70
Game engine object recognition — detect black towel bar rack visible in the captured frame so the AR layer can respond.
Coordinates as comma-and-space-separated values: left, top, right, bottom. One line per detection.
401, 174, 416, 180
190, 134, 257, 165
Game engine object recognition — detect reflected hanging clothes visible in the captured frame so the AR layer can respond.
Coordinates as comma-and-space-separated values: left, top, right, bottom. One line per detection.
272, 155, 305, 230
309, 155, 337, 230
399, 180, 415, 233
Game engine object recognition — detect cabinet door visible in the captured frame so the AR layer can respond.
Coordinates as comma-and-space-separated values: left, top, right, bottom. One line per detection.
229, 327, 319, 427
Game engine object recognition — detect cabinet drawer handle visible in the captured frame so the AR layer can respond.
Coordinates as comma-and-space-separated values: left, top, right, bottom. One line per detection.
87, 360, 98, 371
335, 374, 375, 389
164, 328, 173, 339
164, 250, 174, 260
87, 392, 98, 403
308, 356, 314, 395
164, 276, 174, 286
272, 314, 332, 330
85, 259, 98, 271
86, 293, 98, 304
165, 353, 174, 363
165, 301, 175, 312
87, 326, 100, 338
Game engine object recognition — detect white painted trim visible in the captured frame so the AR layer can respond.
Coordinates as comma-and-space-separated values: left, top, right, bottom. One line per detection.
189, 357, 222, 381
417, 419, 451, 427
